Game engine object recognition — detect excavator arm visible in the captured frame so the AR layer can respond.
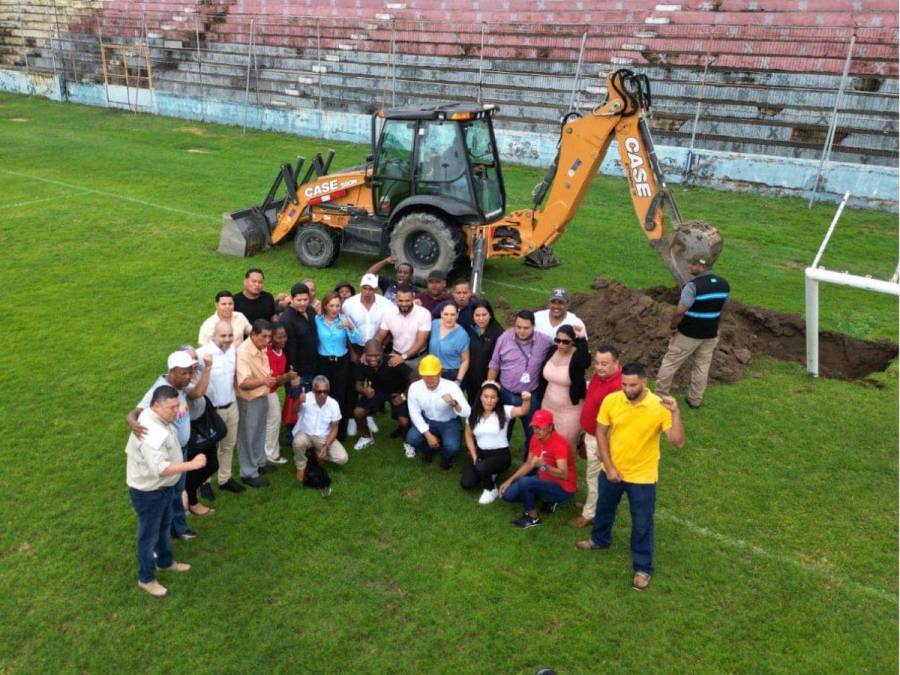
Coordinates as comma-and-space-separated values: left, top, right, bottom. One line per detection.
475, 69, 721, 287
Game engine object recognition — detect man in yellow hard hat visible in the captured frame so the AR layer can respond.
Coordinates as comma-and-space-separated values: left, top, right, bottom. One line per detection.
405, 355, 471, 467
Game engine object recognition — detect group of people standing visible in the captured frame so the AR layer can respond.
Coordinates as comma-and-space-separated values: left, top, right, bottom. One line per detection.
125, 254, 729, 596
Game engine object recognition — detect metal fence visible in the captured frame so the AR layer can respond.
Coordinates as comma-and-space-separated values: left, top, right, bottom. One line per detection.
4, 3, 899, 180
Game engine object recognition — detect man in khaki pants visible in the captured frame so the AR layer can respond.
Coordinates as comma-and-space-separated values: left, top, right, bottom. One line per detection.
655, 257, 730, 409
291, 375, 349, 482
570, 345, 622, 528
197, 321, 246, 496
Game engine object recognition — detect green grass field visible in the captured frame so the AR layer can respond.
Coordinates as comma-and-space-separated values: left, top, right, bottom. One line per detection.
0, 93, 897, 673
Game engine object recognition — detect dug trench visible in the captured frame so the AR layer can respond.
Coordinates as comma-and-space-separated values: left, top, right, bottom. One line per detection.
502, 277, 898, 385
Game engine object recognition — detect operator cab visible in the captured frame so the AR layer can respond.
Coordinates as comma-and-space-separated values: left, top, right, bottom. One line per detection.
371, 103, 506, 222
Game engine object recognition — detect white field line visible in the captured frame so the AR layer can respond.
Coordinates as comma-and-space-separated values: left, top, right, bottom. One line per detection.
2, 170, 220, 222
0, 192, 88, 210
659, 508, 897, 604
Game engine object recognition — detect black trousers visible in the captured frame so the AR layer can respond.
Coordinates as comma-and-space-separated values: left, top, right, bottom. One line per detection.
460, 447, 511, 491
317, 353, 351, 438
185, 446, 219, 506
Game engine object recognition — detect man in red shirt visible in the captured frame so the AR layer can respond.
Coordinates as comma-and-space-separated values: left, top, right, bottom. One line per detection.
264, 323, 293, 465
570, 345, 623, 528
499, 409, 577, 528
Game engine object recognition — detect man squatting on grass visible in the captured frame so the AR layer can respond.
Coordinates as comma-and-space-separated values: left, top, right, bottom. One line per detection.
125, 385, 206, 597
576, 363, 685, 591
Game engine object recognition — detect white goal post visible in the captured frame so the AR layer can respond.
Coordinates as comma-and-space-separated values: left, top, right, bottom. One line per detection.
805, 192, 900, 377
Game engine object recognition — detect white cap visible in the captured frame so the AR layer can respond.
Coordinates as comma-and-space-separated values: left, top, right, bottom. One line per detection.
360, 273, 379, 289
167, 350, 198, 370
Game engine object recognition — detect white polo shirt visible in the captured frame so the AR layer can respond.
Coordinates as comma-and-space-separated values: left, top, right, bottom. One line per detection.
342, 293, 393, 346
196, 342, 237, 407
533, 309, 587, 339
407, 378, 471, 434
292, 395, 342, 438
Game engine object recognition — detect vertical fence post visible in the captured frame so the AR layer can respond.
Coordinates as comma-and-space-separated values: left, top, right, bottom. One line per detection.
684, 51, 713, 182
243, 18, 255, 133
476, 22, 486, 104
804, 272, 819, 377
567, 32, 588, 112
808, 35, 855, 208
195, 15, 204, 121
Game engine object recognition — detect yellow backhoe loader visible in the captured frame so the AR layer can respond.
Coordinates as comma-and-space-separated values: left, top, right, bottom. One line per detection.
219, 69, 722, 290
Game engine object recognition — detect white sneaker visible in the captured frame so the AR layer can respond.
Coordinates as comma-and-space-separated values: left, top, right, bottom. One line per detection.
347, 419, 358, 436
270, 456, 288, 465
478, 488, 499, 505
367, 416, 379, 433
403, 443, 416, 459
354, 436, 375, 451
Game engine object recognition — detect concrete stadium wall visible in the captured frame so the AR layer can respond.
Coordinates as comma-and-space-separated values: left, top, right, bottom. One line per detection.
2, 66, 896, 211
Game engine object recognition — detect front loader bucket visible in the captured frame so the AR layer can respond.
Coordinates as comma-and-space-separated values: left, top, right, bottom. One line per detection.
218, 207, 274, 257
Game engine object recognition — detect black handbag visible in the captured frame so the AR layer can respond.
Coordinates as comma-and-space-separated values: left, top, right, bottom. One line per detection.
303, 453, 332, 489
187, 396, 227, 456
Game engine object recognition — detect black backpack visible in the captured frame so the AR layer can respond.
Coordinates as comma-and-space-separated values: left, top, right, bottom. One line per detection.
188, 397, 227, 456
303, 453, 331, 489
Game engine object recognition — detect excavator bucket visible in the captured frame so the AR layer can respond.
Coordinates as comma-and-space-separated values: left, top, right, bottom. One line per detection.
217, 205, 277, 257
653, 220, 724, 285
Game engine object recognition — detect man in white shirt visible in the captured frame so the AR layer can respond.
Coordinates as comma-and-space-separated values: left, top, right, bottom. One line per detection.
291, 375, 349, 482
406, 355, 471, 469
125, 385, 206, 597
376, 284, 431, 370
198, 290, 251, 347
534, 288, 587, 339
196, 320, 246, 497
342, 273, 394, 352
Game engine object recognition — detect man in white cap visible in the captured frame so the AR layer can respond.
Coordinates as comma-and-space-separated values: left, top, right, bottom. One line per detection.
534, 288, 587, 340
127, 348, 212, 540
341, 273, 393, 437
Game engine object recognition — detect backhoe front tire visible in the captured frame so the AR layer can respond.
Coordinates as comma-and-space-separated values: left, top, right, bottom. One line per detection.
294, 224, 341, 269
389, 212, 466, 285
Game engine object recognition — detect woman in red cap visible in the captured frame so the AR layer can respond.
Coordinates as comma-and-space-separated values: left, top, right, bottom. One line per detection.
498, 408, 577, 528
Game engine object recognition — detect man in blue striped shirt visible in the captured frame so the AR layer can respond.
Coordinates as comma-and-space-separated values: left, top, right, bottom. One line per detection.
655, 257, 730, 410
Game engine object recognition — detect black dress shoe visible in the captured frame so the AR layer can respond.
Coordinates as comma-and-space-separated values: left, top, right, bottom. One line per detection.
258, 464, 277, 475
199, 483, 216, 502
242, 476, 270, 488
439, 457, 453, 470
219, 478, 246, 493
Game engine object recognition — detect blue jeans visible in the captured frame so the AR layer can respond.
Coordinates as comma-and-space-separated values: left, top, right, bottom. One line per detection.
406, 417, 462, 460
130, 486, 176, 583
502, 475, 573, 512
590, 471, 657, 575
170, 447, 188, 536
500, 388, 541, 462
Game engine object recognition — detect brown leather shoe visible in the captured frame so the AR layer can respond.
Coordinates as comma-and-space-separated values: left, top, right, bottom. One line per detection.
569, 515, 594, 528
157, 562, 191, 573
295, 468, 305, 483
575, 539, 606, 551
137, 580, 168, 597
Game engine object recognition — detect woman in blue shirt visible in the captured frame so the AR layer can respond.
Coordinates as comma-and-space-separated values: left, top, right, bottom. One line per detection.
429, 303, 470, 386
315, 291, 361, 439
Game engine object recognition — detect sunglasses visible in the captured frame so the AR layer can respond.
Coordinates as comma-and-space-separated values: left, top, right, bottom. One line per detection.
554, 338, 573, 345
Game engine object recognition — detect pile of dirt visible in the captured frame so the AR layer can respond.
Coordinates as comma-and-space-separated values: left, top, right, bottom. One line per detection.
559, 277, 898, 383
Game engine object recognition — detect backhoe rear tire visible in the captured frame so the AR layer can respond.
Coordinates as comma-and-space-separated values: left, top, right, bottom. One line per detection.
389, 212, 467, 285
294, 224, 341, 269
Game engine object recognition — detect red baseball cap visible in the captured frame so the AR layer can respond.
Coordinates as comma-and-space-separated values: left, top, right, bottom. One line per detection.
530, 409, 554, 427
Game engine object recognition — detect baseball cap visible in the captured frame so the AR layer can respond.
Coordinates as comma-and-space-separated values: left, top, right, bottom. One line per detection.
418, 354, 442, 376
530, 409, 554, 427
427, 269, 446, 282
360, 273, 379, 289
167, 350, 197, 370
549, 288, 570, 303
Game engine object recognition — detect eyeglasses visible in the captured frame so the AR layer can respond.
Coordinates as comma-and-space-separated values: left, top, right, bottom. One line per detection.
554, 338, 573, 345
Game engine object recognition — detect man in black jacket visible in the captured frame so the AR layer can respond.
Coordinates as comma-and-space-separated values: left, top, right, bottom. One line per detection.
655, 257, 730, 409
279, 283, 319, 391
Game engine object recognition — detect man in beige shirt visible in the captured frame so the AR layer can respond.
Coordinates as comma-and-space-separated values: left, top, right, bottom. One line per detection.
126, 385, 207, 597
236, 319, 278, 487
198, 290, 251, 347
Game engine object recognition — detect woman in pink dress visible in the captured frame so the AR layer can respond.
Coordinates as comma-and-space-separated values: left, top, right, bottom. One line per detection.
537, 324, 590, 450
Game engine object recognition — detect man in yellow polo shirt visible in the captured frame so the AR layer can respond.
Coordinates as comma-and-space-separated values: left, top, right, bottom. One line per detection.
576, 362, 684, 591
